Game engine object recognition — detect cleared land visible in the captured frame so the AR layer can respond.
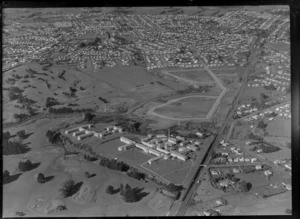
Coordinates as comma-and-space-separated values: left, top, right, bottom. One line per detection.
153, 96, 217, 119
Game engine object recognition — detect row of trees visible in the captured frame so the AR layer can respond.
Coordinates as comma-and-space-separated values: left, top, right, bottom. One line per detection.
3, 170, 22, 185
48, 107, 93, 114
46, 97, 60, 108
3, 131, 31, 155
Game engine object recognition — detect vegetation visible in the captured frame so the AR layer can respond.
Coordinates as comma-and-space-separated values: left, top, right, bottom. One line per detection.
127, 169, 146, 181
7, 86, 24, 101
48, 107, 93, 114
37, 173, 46, 183
257, 120, 268, 130
59, 179, 83, 198
46, 97, 60, 108
18, 159, 40, 172
119, 183, 149, 203
46, 129, 63, 144
106, 185, 120, 195
3, 170, 22, 185
99, 157, 130, 172
98, 96, 109, 103
3, 131, 31, 155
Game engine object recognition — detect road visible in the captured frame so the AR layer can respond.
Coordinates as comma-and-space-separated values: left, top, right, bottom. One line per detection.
168, 40, 262, 216
148, 65, 227, 121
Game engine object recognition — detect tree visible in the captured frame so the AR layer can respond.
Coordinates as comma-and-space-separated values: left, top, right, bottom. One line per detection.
234, 181, 251, 192
37, 173, 46, 183
106, 185, 114, 194
83, 112, 95, 121
18, 160, 36, 172
16, 130, 26, 140
120, 183, 124, 196
123, 188, 138, 203
3, 170, 10, 181
257, 120, 267, 130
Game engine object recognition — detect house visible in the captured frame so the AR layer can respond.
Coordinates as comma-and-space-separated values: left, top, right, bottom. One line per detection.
187, 144, 197, 151
168, 137, 178, 144
264, 170, 273, 177
196, 132, 203, 138
120, 137, 134, 144
156, 134, 167, 138
147, 155, 163, 165
210, 169, 220, 175
251, 158, 257, 163
245, 158, 250, 162
65, 127, 79, 134
232, 168, 240, 173
284, 163, 291, 170
255, 165, 262, 170
170, 151, 187, 161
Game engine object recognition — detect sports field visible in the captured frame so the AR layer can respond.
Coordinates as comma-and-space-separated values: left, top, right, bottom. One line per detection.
143, 159, 193, 176
153, 96, 217, 119
118, 148, 153, 165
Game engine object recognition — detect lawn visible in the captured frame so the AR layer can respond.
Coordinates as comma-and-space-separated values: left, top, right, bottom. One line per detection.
153, 96, 217, 118
162, 167, 191, 185
118, 148, 153, 165
88, 138, 123, 157
143, 159, 193, 176
86, 65, 158, 91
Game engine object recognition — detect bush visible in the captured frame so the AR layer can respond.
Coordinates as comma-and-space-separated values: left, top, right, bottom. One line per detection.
3, 137, 31, 155
16, 130, 26, 139
127, 170, 146, 181
59, 179, 83, 198
46, 97, 60, 108
18, 160, 40, 172
37, 173, 46, 183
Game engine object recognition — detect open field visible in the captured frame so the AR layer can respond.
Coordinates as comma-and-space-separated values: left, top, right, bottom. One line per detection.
167, 69, 214, 83
266, 118, 291, 138
143, 159, 193, 178
118, 148, 153, 165
153, 96, 217, 119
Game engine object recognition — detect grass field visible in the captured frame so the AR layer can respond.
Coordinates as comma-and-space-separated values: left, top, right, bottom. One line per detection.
266, 118, 291, 138
162, 166, 192, 185
168, 69, 214, 83
153, 96, 217, 119
143, 159, 193, 176
118, 148, 153, 165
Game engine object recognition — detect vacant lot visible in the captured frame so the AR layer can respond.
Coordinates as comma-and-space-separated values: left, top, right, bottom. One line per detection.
153, 96, 217, 119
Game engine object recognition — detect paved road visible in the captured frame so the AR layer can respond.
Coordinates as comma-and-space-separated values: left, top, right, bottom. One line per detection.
169, 41, 262, 217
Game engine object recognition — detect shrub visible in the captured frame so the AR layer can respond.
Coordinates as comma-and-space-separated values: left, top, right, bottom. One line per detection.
37, 173, 46, 183
18, 160, 40, 172
59, 179, 83, 198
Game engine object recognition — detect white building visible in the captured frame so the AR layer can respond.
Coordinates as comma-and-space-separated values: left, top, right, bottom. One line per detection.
120, 137, 134, 144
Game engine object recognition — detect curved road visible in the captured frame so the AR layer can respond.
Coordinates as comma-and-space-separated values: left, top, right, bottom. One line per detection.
148, 66, 227, 121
